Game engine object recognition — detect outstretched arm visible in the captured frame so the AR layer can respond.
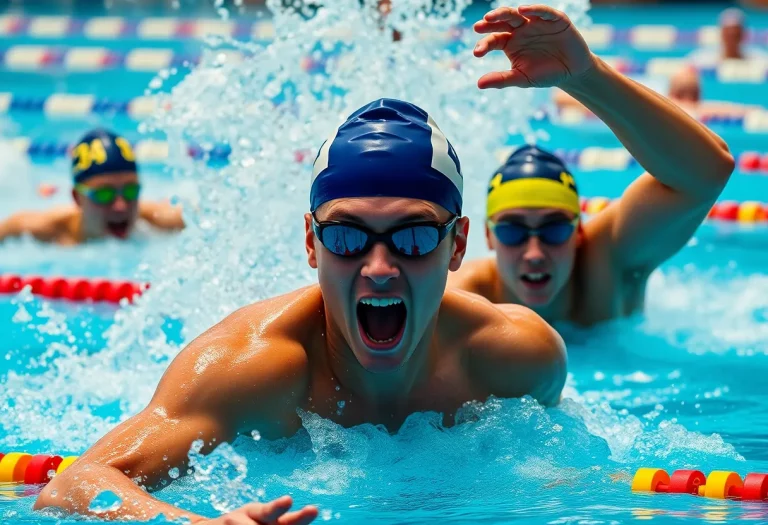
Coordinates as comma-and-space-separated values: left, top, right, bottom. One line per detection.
0, 213, 25, 241
139, 200, 185, 231
0, 210, 64, 243
35, 307, 316, 524
473, 4, 734, 273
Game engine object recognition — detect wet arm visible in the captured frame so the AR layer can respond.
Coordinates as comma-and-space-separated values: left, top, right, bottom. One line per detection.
0, 213, 26, 241
562, 57, 735, 272
35, 308, 305, 522
139, 201, 185, 230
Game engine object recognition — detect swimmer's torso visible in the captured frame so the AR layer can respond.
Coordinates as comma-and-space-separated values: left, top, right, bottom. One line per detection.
183, 285, 544, 438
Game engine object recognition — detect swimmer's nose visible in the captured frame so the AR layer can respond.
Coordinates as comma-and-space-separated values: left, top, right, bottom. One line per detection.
360, 243, 400, 285
111, 196, 128, 212
522, 236, 547, 266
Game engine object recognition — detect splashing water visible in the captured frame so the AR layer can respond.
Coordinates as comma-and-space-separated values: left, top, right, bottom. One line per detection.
3, 1, 766, 523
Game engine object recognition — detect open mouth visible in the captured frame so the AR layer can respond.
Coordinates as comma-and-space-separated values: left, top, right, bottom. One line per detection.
521, 272, 551, 289
106, 220, 130, 239
357, 297, 407, 351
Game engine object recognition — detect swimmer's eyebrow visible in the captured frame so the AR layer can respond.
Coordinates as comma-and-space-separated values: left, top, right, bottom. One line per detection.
321, 211, 442, 225
497, 211, 572, 224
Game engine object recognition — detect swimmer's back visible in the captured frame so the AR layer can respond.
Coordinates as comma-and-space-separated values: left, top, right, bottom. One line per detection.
447, 257, 500, 301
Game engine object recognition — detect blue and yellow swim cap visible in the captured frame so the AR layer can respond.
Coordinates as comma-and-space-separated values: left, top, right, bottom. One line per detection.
486, 145, 579, 218
71, 129, 137, 184
311, 98, 463, 215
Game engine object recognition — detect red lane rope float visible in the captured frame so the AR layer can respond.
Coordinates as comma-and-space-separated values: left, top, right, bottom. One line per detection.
0, 453, 78, 484
0, 275, 148, 303
633, 468, 768, 502
580, 197, 768, 223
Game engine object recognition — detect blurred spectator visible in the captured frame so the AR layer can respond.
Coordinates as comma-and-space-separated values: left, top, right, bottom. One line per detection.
688, 8, 768, 67
554, 65, 755, 121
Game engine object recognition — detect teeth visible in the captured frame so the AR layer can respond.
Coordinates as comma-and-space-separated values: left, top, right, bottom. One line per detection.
524, 273, 546, 282
360, 297, 403, 307
370, 336, 396, 344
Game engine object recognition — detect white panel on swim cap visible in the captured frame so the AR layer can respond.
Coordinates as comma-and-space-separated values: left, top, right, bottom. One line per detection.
311, 126, 339, 183
427, 115, 463, 195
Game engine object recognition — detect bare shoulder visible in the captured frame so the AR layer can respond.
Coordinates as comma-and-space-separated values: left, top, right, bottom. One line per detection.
154, 285, 322, 437
447, 257, 496, 296
443, 289, 567, 406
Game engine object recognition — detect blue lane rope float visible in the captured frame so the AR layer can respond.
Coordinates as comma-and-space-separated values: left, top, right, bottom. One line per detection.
6, 137, 768, 175
0, 16, 765, 51
3, 42, 768, 85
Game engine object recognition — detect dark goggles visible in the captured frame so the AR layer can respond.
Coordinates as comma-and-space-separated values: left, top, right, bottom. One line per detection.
75, 182, 141, 206
488, 218, 578, 247
312, 213, 459, 258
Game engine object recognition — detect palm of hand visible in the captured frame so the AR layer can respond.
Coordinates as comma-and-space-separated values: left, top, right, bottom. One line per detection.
474, 6, 594, 90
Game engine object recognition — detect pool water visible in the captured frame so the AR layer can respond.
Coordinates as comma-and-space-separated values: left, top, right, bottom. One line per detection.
3, 1, 768, 523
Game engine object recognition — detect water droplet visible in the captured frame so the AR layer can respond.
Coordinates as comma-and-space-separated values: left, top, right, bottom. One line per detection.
251, 430, 261, 441
50, 489, 58, 498
168, 467, 180, 479
335, 385, 340, 391
321, 509, 332, 521
162, 455, 168, 461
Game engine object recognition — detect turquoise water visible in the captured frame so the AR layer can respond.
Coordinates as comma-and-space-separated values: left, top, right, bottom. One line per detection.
3, 1, 768, 523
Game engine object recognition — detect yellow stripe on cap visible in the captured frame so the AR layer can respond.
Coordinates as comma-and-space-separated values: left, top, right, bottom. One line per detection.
487, 178, 580, 218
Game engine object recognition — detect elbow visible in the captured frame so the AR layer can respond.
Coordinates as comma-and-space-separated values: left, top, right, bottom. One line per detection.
34, 475, 62, 511
716, 144, 735, 182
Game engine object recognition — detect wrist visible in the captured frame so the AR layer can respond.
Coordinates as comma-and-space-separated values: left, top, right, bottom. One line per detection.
559, 54, 608, 97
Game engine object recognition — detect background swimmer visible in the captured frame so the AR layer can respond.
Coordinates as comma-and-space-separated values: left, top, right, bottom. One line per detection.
0, 129, 184, 245
555, 65, 755, 120
688, 7, 768, 67
35, 99, 566, 524
449, 4, 734, 326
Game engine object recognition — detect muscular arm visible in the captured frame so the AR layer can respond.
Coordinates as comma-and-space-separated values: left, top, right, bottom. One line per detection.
562, 57, 735, 273
0, 213, 25, 241
0, 211, 57, 242
471, 304, 567, 407
35, 306, 310, 522
139, 201, 185, 231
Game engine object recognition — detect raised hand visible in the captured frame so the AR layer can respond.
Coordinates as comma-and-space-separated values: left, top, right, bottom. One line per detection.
473, 5, 596, 89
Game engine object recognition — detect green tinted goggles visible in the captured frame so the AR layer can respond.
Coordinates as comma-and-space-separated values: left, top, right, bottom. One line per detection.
75, 182, 141, 205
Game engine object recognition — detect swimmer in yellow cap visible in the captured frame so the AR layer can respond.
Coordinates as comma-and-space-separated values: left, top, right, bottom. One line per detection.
0, 129, 184, 245
449, 4, 734, 326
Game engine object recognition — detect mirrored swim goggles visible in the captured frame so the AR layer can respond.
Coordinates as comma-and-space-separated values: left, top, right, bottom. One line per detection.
488, 217, 579, 247
312, 213, 458, 258
74, 182, 141, 206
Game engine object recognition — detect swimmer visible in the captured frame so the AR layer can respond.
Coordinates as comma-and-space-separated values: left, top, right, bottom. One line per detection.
556, 65, 752, 120
35, 99, 567, 524
688, 8, 768, 67
448, 5, 734, 326
0, 129, 184, 245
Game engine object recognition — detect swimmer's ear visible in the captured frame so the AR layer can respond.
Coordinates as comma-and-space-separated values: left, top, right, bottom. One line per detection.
485, 221, 494, 251
449, 216, 470, 272
576, 218, 584, 249
305, 213, 318, 269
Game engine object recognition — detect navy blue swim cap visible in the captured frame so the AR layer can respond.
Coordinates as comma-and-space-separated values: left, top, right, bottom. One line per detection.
487, 145, 579, 217
310, 98, 463, 215
71, 129, 137, 184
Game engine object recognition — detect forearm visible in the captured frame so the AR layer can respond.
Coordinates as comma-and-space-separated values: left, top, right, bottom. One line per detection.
35, 463, 206, 523
562, 57, 734, 197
